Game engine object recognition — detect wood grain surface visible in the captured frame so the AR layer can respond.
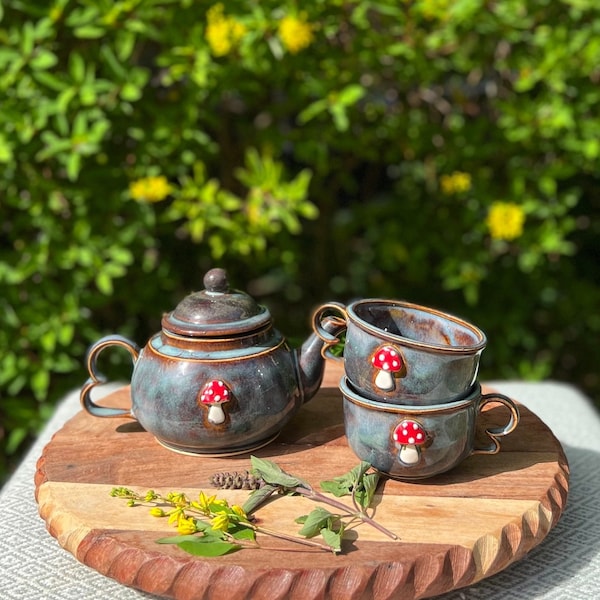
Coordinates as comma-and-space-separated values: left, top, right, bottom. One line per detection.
35, 363, 569, 600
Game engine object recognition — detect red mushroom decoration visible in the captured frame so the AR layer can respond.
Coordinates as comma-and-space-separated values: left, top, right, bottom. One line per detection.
371, 344, 404, 391
199, 380, 231, 425
392, 419, 427, 465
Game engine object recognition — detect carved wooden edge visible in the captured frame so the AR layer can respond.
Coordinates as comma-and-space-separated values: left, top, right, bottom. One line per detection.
73, 531, 478, 600
40, 464, 569, 600
34, 455, 48, 501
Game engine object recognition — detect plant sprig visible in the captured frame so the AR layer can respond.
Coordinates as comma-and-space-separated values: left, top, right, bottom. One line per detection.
110, 457, 398, 558
109, 487, 332, 557
244, 456, 398, 548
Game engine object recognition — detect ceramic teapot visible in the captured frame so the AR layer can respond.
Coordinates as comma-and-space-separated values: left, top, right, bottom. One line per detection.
81, 268, 339, 456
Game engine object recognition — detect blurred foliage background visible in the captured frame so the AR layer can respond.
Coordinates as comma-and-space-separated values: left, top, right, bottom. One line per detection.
1, 0, 599, 486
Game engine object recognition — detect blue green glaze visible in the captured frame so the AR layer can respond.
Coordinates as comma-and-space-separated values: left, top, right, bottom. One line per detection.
340, 376, 519, 480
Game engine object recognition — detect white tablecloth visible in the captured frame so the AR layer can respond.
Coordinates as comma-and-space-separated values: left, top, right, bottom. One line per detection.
1, 381, 599, 600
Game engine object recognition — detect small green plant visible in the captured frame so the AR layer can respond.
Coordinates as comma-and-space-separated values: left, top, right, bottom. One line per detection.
111, 457, 395, 556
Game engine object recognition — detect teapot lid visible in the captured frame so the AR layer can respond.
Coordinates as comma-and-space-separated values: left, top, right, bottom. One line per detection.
161, 268, 271, 337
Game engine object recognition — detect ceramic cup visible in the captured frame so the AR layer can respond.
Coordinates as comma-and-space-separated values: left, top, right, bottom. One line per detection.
340, 376, 519, 480
313, 299, 487, 405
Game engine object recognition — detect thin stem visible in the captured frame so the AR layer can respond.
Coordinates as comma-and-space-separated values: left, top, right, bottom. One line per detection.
251, 523, 334, 552
293, 486, 398, 540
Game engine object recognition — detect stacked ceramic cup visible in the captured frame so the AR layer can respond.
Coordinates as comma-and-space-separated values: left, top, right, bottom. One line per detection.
312, 299, 519, 480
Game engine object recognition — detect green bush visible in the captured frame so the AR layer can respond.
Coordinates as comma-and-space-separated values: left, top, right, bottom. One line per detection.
1, 0, 598, 484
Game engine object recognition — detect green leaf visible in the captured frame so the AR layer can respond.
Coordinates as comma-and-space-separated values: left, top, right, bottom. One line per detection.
337, 83, 366, 106
66, 5, 99, 27
320, 462, 379, 510
177, 540, 240, 557
250, 456, 309, 490
121, 81, 142, 102
330, 104, 349, 132
0, 133, 13, 163
320, 462, 370, 497
95, 271, 113, 295
242, 483, 278, 515
320, 527, 343, 553
231, 527, 255, 542
100, 44, 128, 79
30, 50, 58, 70
296, 507, 334, 538
6, 428, 28, 455
156, 536, 240, 557
354, 472, 380, 511
297, 98, 329, 125
319, 479, 349, 498
69, 52, 86, 82
157, 534, 206, 544
66, 153, 82, 181
74, 26, 106, 39
31, 370, 50, 400
33, 71, 66, 91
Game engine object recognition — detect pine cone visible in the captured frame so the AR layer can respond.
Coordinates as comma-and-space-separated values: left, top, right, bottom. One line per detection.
209, 470, 264, 490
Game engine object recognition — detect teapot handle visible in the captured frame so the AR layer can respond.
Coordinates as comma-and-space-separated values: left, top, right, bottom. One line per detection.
80, 335, 140, 418
312, 302, 348, 360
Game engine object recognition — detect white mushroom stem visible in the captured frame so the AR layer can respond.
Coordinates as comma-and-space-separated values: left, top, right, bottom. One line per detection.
207, 404, 226, 424
375, 369, 395, 391
398, 445, 420, 465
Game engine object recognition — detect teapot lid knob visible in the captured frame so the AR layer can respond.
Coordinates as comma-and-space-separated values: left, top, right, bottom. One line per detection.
203, 268, 229, 294
162, 267, 271, 337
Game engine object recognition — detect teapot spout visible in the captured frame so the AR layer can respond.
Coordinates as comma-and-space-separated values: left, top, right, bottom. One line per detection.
296, 316, 344, 402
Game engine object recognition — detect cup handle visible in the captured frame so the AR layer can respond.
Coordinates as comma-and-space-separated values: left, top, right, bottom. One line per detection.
311, 302, 348, 360
472, 392, 520, 455
80, 334, 140, 418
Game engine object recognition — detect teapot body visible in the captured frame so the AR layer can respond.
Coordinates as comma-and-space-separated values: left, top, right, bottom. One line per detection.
130, 328, 302, 454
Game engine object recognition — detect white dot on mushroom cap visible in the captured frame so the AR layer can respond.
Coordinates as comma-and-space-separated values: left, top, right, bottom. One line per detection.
214, 395, 221, 401
402, 429, 408, 436
412, 423, 419, 430
379, 353, 385, 361
392, 360, 399, 368
408, 437, 415, 444
416, 433, 423, 440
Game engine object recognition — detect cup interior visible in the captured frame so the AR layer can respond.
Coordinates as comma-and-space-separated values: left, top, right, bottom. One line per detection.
351, 300, 485, 350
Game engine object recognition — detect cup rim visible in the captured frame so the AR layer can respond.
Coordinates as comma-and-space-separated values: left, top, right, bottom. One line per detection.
346, 298, 486, 354
340, 375, 481, 414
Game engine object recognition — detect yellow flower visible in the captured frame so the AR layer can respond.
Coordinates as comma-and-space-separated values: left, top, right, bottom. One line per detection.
166, 492, 189, 505
231, 505, 247, 521
205, 4, 246, 57
177, 517, 198, 535
440, 171, 472, 195
194, 491, 217, 515
210, 513, 230, 532
278, 15, 314, 54
129, 175, 172, 203
486, 202, 525, 241
167, 507, 185, 525
149, 507, 166, 518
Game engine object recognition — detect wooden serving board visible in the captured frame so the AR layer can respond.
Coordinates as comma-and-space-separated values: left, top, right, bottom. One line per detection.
35, 363, 569, 600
